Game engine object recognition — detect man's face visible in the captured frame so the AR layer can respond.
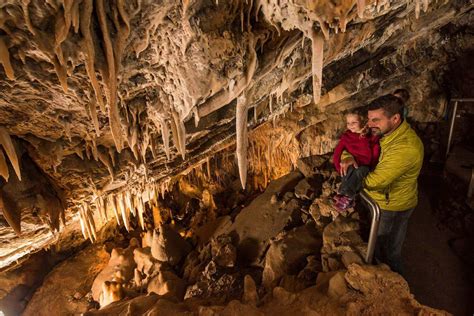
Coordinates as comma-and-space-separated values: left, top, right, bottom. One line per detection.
367, 108, 400, 136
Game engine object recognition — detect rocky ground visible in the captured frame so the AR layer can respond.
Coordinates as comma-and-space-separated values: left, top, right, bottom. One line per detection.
2, 156, 453, 315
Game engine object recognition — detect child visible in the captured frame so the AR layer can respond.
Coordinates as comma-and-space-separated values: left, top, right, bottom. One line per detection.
332, 112, 380, 211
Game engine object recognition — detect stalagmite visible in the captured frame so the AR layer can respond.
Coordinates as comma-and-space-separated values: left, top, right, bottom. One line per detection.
236, 94, 249, 189
0, 37, 15, 80
96, 0, 124, 152
0, 127, 21, 181
310, 29, 324, 104
80, 0, 105, 112
0, 190, 20, 235
0, 149, 9, 181
357, 0, 366, 18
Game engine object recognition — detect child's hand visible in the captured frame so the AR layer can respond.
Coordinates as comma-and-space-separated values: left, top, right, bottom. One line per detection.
340, 158, 358, 176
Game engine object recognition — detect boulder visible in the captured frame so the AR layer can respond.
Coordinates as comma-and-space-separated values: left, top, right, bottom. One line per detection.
296, 155, 328, 178
262, 224, 322, 288
210, 234, 237, 268
294, 178, 314, 200
221, 172, 303, 264
21, 245, 109, 316
147, 271, 187, 300
91, 239, 139, 304
151, 224, 191, 265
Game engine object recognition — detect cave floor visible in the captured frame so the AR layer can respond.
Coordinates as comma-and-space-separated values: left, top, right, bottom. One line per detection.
403, 172, 474, 316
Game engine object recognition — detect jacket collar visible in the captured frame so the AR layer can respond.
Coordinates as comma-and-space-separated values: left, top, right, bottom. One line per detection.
380, 120, 409, 146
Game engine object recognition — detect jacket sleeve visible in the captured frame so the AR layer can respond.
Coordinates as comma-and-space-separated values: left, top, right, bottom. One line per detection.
364, 145, 416, 191
332, 137, 346, 173
370, 136, 381, 169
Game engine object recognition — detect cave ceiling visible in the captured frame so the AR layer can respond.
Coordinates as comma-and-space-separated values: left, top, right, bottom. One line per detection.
0, 0, 473, 267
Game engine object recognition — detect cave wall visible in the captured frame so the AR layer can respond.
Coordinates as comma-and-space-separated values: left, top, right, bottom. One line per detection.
0, 0, 473, 269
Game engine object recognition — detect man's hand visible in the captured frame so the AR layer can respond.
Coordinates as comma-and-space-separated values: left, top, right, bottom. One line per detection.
340, 157, 358, 176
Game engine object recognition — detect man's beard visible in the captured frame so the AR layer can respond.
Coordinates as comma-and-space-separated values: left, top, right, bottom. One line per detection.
371, 127, 383, 136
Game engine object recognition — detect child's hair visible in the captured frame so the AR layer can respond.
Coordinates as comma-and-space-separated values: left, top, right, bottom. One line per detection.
345, 111, 368, 135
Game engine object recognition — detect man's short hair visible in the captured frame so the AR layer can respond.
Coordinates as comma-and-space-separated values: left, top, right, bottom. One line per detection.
367, 94, 404, 118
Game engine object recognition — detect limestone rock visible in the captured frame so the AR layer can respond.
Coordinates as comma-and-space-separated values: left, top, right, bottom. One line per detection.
222, 172, 303, 264
83, 294, 160, 315
242, 275, 258, 306
91, 239, 139, 304
22, 245, 109, 316
327, 271, 348, 299
341, 251, 364, 269
147, 270, 187, 300
296, 155, 328, 178
294, 178, 314, 200
210, 234, 237, 268
262, 224, 322, 288
151, 224, 191, 266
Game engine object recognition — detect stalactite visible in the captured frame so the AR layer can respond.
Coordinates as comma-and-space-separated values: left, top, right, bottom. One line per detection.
0, 127, 21, 181
310, 28, 324, 104
88, 100, 100, 136
0, 150, 9, 181
54, 0, 73, 66
80, 0, 105, 112
108, 147, 116, 167
128, 125, 139, 161
80, 205, 94, 242
415, 0, 421, 19
170, 110, 186, 160
422, 0, 429, 12
21, 0, 36, 36
98, 148, 114, 180
125, 190, 135, 217
117, 193, 130, 231
136, 195, 145, 230
0, 190, 20, 235
357, 0, 366, 18
96, 195, 108, 223
236, 94, 249, 189
108, 194, 121, 226
96, 0, 124, 152
79, 214, 87, 240
85, 204, 97, 241
0, 37, 15, 80
53, 58, 68, 93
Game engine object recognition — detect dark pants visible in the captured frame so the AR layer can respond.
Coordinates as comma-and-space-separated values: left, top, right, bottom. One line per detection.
339, 166, 370, 198
374, 208, 414, 275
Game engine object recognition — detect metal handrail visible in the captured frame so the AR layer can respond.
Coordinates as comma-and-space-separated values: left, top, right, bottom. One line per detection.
359, 190, 381, 264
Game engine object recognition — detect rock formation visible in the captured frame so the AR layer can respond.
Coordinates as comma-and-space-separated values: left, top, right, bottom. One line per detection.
0, 0, 473, 314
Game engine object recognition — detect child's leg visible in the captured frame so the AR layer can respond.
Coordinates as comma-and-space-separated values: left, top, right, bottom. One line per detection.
339, 166, 370, 198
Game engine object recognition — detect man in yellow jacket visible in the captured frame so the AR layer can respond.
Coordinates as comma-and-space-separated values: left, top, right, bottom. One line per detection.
341, 93, 424, 274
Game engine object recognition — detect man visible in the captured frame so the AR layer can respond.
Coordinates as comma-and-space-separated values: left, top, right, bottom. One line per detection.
340, 93, 424, 274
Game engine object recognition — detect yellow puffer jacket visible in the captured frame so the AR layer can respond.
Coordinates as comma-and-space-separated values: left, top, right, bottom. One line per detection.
363, 121, 424, 211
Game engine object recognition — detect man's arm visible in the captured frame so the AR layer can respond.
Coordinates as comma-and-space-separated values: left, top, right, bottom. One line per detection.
364, 145, 415, 191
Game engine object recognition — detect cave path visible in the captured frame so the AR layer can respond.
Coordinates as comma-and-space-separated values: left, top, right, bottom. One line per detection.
403, 173, 474, 316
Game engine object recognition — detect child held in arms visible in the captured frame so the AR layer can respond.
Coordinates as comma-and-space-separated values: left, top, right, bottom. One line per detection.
332, 111, 380, 211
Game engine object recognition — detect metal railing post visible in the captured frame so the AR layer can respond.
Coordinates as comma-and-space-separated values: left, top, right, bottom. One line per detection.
359, 190, 381, 264
446, 101, 458, 158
